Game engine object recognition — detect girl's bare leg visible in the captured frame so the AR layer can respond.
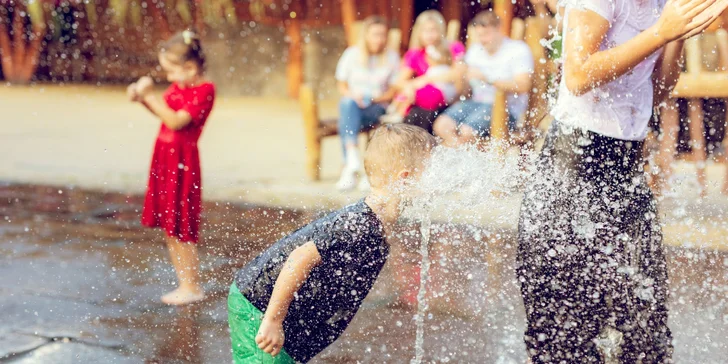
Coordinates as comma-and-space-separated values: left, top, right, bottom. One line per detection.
714, 29, 728, 194
688, 99, 708, 197
654, 99, 679, 196
162, 236, 205, 305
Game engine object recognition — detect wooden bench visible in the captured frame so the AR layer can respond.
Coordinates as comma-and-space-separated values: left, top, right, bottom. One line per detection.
300, 84, 379, 181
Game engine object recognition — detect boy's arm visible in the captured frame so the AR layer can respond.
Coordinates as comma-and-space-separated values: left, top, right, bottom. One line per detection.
256, 241, 322, 357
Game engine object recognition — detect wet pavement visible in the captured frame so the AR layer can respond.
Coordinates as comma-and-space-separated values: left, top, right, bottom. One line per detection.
1, 183, 727, 363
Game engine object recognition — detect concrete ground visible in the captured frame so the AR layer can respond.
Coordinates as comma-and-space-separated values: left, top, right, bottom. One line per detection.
1, 184, 726, 363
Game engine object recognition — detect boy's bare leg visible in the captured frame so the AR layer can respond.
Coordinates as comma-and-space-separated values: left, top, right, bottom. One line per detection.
162, 236, 205, 305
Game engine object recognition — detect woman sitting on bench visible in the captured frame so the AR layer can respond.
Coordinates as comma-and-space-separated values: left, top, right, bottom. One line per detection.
335, 15, 400, 191
394, 10, 466, 135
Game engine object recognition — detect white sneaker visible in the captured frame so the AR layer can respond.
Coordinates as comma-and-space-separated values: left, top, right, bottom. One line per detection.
336, 168, 358, 191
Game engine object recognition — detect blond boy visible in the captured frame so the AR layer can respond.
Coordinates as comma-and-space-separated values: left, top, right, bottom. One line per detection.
228, 124, 436, 363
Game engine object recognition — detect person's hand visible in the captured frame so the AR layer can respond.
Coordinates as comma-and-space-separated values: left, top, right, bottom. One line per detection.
136, 76, 154, 98
256, 318, 285, 357
680, 0, 728, 40
347, 92, 366, 108
126, 83, 139, 102
655, 0, 717, 43
467, 67, 487, 83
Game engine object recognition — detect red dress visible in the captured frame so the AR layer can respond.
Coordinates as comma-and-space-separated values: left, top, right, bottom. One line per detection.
141, 82, 216, 243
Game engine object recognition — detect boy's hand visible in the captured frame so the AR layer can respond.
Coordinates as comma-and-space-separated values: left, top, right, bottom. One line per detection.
256, 318, 285, 357
136, 76, 154, 97
127, 83, 139, 102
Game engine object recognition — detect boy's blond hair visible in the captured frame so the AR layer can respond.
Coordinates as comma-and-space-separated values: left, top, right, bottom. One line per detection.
364, 124, 436, 188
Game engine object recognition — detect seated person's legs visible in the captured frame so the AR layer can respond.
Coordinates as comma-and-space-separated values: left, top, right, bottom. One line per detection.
437, 100, 491, 146
460, 102, 493, 143
433, 104, 465, 147
337, 97, 384, 191
338, 97, 364, 150
390, 86, 417, 117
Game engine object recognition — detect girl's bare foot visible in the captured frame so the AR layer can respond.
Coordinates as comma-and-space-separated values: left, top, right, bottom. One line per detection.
161, 287, 205, 305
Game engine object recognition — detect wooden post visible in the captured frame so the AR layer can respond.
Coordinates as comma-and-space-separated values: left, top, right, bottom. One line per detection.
446, 20, 461, 42
381, 0, 392, 25
399, 0, 413, 52
442, 0, 462, 40
299, 85, 322, 181
341, 0, 357, 47
286, 18, 303, 98
489, 1, 514, 141
494, 0, 514, 36
524, 16, 547, 128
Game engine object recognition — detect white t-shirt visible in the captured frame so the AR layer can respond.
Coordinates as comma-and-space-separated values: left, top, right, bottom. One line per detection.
552, 0, 666, 141
427, 64, 458, 103
335, 46, 400, 99
465, 39, 534, 120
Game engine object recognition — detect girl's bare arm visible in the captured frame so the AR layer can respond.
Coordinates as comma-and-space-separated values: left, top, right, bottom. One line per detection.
563, 0, 715, 96
141, 95, 193, 130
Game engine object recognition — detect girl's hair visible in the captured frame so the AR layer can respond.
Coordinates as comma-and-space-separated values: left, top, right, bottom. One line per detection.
357, 15, 389, 66
409, 10, 446, 50
160, 30, 206, 71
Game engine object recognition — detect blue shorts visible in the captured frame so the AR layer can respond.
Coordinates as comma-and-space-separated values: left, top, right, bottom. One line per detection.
442, 100, 517, 136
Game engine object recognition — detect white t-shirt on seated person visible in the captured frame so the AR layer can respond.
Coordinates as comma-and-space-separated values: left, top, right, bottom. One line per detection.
335, 46, 400, 101
552, 0, 666, 141
465, 38, 534, 121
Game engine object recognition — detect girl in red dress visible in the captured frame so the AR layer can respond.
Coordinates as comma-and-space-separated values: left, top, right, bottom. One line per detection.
127, 30, 215, 305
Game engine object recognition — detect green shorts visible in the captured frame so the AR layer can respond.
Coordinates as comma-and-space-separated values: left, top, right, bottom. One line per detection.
228, 284, 296, 364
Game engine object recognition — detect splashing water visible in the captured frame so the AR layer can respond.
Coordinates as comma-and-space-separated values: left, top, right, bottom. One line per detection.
402, 143, 533, 362
411, 216, 431, 364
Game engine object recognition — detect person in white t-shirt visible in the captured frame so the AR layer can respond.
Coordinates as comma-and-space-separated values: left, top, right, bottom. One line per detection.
334, 16, 400, 191
432, 11, 534, 147
516, 0, 726, 362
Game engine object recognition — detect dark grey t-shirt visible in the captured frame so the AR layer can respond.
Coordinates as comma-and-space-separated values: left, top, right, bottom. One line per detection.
234, 200, 388, 363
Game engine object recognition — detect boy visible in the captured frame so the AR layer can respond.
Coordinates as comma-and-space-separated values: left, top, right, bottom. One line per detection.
228, 124, 436, 363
